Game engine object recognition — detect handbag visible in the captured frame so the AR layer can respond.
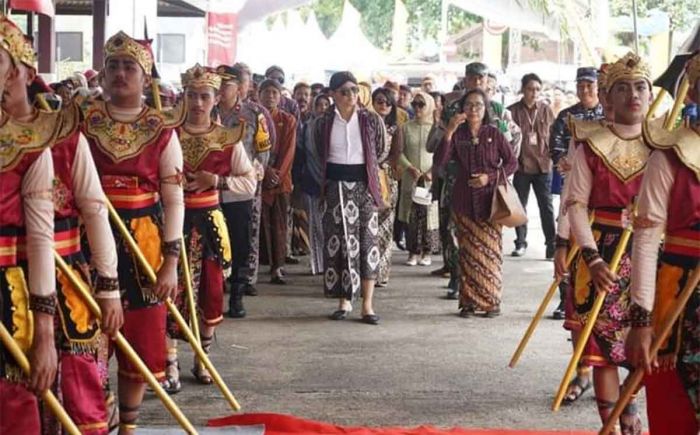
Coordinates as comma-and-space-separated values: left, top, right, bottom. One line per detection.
378, 168, 392, 208
489, 167, 527, 227
412, 177, 433, 206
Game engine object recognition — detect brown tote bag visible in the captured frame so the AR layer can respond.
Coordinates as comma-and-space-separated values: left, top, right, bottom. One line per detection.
489, 167, 527, 227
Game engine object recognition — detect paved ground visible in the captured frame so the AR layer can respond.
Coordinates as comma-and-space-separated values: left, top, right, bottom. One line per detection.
137, 196, 647, 432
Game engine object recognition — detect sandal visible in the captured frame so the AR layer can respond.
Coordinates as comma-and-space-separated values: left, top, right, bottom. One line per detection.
160, 358, 181, 394
563, 374, 592, 404
191, 362, 213, 384
192, 335, 214, 385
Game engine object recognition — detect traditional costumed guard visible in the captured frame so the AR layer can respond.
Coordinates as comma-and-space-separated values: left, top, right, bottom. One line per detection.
0, 16, 58, 434
169, 64, 256, 387
625, 52, 700, 435
80, 31, 185, 433
562, 52, 652, 433
547, 65, 611, 404
0, 17, 122, 434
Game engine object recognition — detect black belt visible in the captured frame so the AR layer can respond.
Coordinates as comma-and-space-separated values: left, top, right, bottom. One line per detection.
327, 163, 367, 182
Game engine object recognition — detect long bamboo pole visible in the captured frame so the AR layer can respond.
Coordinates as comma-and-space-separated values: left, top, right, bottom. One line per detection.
646, 89, 667, 121
599, 265, 700, 435
53, 253, 197, 434
510, 214, 594, 368
664, 77, 689, 130
105, 200, 241, 412
552, 222, 634, 411
180, 240, 201, 346
509, 243, 581, 368
0, 324, 80, 435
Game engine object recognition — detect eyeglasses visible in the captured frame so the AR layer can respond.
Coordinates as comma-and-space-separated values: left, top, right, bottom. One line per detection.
464, 102, 485, 111
338, 86, 360, 97
411, 101, 426, 109
374, 98, 389, 106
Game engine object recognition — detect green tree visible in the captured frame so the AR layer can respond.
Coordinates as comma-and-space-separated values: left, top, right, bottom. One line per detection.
296, 0, 479, 52
610, 0, 699, 32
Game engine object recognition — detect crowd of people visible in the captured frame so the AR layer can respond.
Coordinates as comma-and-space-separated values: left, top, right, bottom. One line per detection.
0, 11, 698, 435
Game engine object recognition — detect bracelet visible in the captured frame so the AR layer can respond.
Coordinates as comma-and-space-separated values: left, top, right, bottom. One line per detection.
162, 239, 181, 258
581, 247, 602, 266
95, 291, 122, 300
29, 294, 57, 316
95, 276, 120, 294
628, 302, 652, 328
555, 236, 570, 249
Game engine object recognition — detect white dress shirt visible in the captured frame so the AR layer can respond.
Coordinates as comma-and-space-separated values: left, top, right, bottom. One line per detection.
327, 108, 365, 165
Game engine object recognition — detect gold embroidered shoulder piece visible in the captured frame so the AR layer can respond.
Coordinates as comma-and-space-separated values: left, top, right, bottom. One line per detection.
56, 101, 81, 142
162, 100, 186, 129
180, 123, 245, 170
643, 119, 700, 181
83, 100, 168, 163
569, 118, 607, 141
0, 111, 61, 171
585, 125, 650, 182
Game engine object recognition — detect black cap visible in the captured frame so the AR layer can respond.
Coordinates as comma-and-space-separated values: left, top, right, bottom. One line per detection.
576, 67, 598, 82
329, 71, 357, 91
216, 65, 242, 83
465, 62, 489, 77
258, 78, 282, 93
265, 65, 285, 77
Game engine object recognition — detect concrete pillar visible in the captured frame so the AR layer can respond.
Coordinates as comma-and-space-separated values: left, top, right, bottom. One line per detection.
37, 13, 54, 75
93, 0, 108, 69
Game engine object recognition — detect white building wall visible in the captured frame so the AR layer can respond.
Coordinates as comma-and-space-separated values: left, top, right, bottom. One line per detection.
156, 16, 207, 85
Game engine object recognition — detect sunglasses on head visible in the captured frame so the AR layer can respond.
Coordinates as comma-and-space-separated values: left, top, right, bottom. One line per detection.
338, 86, 359, 97
411, 101, 426, 109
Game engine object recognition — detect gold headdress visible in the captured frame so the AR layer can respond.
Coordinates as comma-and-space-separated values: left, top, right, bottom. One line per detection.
181, 64, 221, 90
687, 53, 700, 88
0, 15, 36, 67
104, 31, 154, 74
606, 52, 651, 89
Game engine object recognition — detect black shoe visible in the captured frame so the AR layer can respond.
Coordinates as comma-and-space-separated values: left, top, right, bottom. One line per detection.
285, 255, 300, 265
329, 309, 350, 320
361, 314, 380, 325
271, 275, 287, 285
545, 244, 555, 260
552, 302, 565, 320
484, 307, 501, 318
446, 288, 459, 300
243, 284, 258, 296
459, 307, 474, 318
511, 247, 526, 257
227, 284, 246, 318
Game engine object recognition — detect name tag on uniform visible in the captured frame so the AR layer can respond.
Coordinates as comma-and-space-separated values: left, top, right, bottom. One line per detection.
528, 131, 538, 146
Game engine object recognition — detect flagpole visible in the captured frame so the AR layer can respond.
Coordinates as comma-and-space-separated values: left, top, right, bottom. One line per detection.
632, 0, 639, 54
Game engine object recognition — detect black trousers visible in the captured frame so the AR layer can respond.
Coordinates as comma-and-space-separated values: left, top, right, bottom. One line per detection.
513, 171, 556, 249
221, 199, 253, 286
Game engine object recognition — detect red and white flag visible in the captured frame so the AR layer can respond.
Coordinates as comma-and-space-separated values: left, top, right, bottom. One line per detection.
9, 0, 54, 17
207, 12, 238, 67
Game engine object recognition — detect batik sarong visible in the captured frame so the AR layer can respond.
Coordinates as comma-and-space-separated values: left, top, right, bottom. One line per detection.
568, 209, 632, 368
377, 175, 398, 284
453, 213, 503, 311
323, 181, 380, 301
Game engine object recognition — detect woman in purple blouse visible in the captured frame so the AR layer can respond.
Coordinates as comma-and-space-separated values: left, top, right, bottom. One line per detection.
436, 88, 518, 318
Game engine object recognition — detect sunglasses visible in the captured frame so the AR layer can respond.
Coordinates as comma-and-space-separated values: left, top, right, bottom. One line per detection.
338, 86, 360, 97
411, 101, 426, 109
374, 98, 389, 106
464, 102, 485, 111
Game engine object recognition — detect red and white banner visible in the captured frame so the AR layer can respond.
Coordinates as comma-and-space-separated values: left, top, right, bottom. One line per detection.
9, 0, 55, 16
207, 12, 238, 68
